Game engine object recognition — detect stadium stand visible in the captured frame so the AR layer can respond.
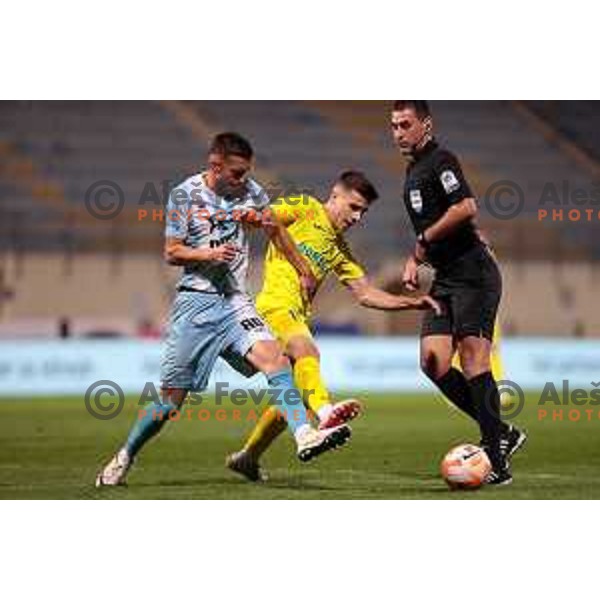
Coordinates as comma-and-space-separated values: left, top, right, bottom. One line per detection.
525, 101, 600, 164
1, 101, 600, 337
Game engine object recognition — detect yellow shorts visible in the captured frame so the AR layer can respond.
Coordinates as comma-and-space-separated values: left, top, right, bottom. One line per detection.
258, 306, 313, 347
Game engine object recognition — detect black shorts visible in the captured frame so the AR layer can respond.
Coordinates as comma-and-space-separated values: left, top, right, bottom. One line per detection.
421, 245, 502, 342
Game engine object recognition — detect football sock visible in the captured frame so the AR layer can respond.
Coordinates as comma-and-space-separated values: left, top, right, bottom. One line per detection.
125, 399, 178, 459
266, 369, 310, 435
490, 342, 505, 383
467, 371, 504, 469
316, 404, 334, 422
242, 359, 328, 458
435, 368, 479, 422
243, 407, 287, 458
294, 355, 331, 415
490, 337, 510, 406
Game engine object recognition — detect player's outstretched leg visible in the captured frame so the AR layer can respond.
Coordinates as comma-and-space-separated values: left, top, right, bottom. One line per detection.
248, 341, 351, 459
292, 352, 362, 429
265, 368, 351, 462
95, 388, 186, 487
229, 338, 360, 481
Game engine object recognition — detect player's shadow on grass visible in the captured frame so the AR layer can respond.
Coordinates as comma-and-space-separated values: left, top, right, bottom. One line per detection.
263, 478, 339, 492
134, 476, 247, 488
133, 475, 339, 492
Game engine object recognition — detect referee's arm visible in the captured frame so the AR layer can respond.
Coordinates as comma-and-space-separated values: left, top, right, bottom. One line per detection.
416, 152, 477, 259
420, 197, 477, 244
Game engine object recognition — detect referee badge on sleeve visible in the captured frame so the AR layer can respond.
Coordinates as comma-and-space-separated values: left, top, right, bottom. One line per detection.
409, 189, 423, 213
440, 170, 460, 194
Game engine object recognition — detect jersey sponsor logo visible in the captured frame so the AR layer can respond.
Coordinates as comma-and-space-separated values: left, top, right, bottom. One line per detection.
409, 189, 423, 213
440, 170, 460, 194
297, 242, 327, 273
209, 224, 238, 248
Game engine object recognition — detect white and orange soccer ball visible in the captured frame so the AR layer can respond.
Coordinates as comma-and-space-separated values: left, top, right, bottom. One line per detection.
440, 444, 492, 490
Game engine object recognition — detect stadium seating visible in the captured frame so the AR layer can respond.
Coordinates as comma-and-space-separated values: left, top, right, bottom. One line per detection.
1, 101, 600, 337
526, 101, 600, 164
0, 101, 205, 252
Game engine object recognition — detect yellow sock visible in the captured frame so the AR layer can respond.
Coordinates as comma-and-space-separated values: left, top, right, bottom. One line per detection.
294, 355, 330, 414
491, 324, 504, 382
243, 407, 287, 459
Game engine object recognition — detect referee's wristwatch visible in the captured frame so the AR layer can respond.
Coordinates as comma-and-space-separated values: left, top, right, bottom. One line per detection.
417, 231, 430, 249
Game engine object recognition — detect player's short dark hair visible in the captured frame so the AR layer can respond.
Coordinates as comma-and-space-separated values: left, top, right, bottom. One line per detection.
209, 132, 254, 160
338, 170, 379, 204
392, 100, 431, 120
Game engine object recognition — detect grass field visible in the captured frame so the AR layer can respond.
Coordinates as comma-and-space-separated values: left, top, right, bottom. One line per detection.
1, 392, 599, 499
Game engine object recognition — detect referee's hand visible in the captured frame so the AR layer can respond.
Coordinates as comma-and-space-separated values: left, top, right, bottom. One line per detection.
402, 255, 419, 291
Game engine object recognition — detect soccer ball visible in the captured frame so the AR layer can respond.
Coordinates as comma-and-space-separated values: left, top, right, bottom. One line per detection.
440, 444, 491, 490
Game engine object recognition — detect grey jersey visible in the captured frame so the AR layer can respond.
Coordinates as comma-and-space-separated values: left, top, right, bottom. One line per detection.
165, 172, 270, 295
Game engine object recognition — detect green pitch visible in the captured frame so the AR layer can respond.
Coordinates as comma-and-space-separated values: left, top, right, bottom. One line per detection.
1, 392, 599, 499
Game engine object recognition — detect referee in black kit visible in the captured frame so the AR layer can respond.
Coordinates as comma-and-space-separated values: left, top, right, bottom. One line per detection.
391, 101, 526, 485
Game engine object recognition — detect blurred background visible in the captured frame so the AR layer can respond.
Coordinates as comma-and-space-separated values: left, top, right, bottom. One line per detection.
1, 101, 600, 395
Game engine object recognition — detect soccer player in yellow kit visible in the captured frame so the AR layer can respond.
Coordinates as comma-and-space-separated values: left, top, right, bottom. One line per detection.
226, 170, 440, 481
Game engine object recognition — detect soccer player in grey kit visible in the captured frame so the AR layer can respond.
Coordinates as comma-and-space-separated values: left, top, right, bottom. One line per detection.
96, 132, 351, 486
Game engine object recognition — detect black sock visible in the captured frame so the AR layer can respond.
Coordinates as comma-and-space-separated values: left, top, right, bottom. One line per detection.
435, 368, 479, 423
468, 371, 505, 469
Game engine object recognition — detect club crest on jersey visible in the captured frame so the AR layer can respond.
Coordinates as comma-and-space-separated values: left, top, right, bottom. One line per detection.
440, 170, 460, 194
409, 189, 423, 213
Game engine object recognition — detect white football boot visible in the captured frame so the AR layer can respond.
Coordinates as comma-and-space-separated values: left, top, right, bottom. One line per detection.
296, 424, 351, 462
95, 448, 131, 487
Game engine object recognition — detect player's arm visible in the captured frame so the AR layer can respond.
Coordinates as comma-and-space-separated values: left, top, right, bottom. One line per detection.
245, 189, 317, 298
345, 276, 441, 314
260, 211, 317, 300
334, 241, 440, 313
163, 237, 238, 265
162, 186, 239, 265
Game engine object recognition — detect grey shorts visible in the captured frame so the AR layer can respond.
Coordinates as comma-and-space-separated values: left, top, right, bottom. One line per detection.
161, 291, 274, 391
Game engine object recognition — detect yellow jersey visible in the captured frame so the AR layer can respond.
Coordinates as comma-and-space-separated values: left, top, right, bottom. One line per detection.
256, 196, 365, 319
